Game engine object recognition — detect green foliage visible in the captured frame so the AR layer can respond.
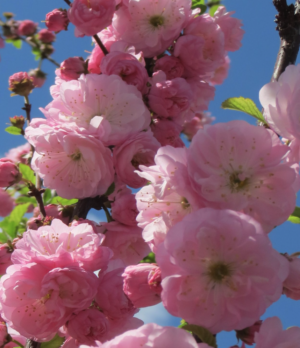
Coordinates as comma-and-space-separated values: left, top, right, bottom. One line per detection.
19, 163, 35, 184
41, 335, 65, 348
140, 252, 156, 263
0, 203, 30, 240
191, 0, 207, 13
209, 4, 220, 16
31, 46, 42, 61
221, 97, 267, 125
5, 126, 22, 135
50, 196, 78, 206
288, 207, 300, 224
5, 38, 22, 49
43, 189, 53, 205
15, 195, 37, 206
178, 319, 188, 329
181, 323, 217, 348
105, 182, 116, 197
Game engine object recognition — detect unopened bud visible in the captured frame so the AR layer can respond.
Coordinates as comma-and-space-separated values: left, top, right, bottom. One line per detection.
38, 29, 56, 44
8, 72, 34, 97
45, 9, 69, 33
9, 115, 25, 129
0, 159, 22, 187
3, 12, 14, 20
28, 69, 47, 88
40, 44, 54, 56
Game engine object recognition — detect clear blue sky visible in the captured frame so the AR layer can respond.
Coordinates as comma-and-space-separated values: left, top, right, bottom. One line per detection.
1, 1, 300, 347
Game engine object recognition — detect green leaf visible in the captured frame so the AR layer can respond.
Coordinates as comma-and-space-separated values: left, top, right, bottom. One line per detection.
191, 0, 207, 13
178, 319, 188, 329
41, 335, 65, 348
6, 38, 22, 49
140, 252, 156, 264
50, 197, 78, 206
5, 203, 31, 238
209, 4, 220, 16
105, 182, 115, 197
15, 195, 37, 206
5, 126, 22, 135
43, 189, 53, 205
288, 207, 300, 224
19, 164, 35, 184
181, 324, 217, 348
31, 46, 41, 59
221, 97, 267, 125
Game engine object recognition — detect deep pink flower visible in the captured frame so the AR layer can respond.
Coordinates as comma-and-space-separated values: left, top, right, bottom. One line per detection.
56, 57, 85, 81
154, 56, 184, 80
0, 244, 13, 276
17, 20, 37, 36
45, 9, 69, 32
157, 208, 289, 333
188, 120, 298, 231
38, 29, 56, 43
209, 55, 230, 85
111, 191, 139, 226
123, 263, 162, 308
68, 0, 116, 37
0, 189, 14, 217
0, 159, 21, 187
283, 255, 300, 300
186, 78, 215, 114
151, 118, 184, 148
236, 320, 262, 346
254, 317, 300, 348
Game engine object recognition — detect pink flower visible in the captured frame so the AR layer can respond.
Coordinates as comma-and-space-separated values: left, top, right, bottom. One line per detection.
214, 6, 245, 52
8, 72, 34, 97
156, 208, 289, 334
33, 204, 72, 226
40, 74, 151, 146
209, 55, 230, 85
45, 9, 69, 32
254, 317, 300, 348
111, 191, 139, 226
260, 64, 300, 141
154, 56, 184, 80
151, 118, 184, 148
113, 131, 160, 188
188, 120, 298, 232
38, 29, 56, 43
101, 51, 148, 93
236, 320, 262, 346
68, 0, 116, 37
0, 159, 21, 187
17, 20, 37, 36
123, 263, 162, 308
56, 57, 85, 81
66, 309, 110, 345
283, 255, 300, 300
26, 127, 114, 199
101, 323, 200, 348
149, 71, 193, 123
28, 68, 47, 88
0, 244, 13, 276
0, 189, 14, 217
5, 143, 31, 164
186, 78, 215, 114
100, 222, 150, 266
0, 320, 7, 347
113, 0, 192, 57
182, 112, 215, 141
12, 219, 113, 272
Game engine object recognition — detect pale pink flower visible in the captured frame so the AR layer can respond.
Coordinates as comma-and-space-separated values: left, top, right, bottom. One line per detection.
12, 219, 112, 272
188, 120, 298, 231
41, 74, 151, 146
0, 189, 14, 217
105, 317, 143, 342
68, 0, 116, 37
214, 6, 245, 52
254, 317, 300, 348
123, 263, 162, 308
101, 51, 148, 93
151, 118, 184, 148
283, 255, 300, 300
17, 20, 37, 36
66, 309, 110, 345
154, 56, 184, 80
96, 267, 138, 320
149, 71, 193, 123
260, 64, 300, 140
56, 57, 85, 81
183, 112, 215, 141
157, 208, 289, 334
0, 159, 21, 187
111, 191, 139, 226
100, 222, 150, 266
26, 127, 114, 199
101, 323, 200, 348
5, 143, 31, 164
113, 0, 192, 57
209, 55, 230, 85
45, 9, 69, 32
113, 131, 160, 188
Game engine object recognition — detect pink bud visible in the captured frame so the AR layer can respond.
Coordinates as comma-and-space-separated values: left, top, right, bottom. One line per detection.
0, 189, 14, 217
0, 320, 8, 346
38, 29, 56, 43
28, 69, 47, 88
236, 320, 262, 345
45, 9, 69, 33
17, 20, 37, 36
8, 72, 34, 96
0, 159, 21, 187
0, 243, 13, 276
56, 57, 86, 81
123, 263, 162, 308
9, 115, 25, 129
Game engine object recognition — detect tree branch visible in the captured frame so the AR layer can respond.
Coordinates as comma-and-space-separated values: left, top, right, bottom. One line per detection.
72, 196, 109, 220
93, 35, 109, 55
272, 0, 300, 81
25, 339, 41, 348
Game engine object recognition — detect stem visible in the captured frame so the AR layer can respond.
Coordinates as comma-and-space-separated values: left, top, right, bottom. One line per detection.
12, 339, 24, 348
64, 0, 72, 5
38, 58, 43, 70
72, 196, 108, 220
25, 340, 41, 348
45, 55, 60, 67
272, 0, 300, 81
103, 203, 113, 222
28, 183, 47, 219
93, 35, 109, 55
23, 96, 31, 125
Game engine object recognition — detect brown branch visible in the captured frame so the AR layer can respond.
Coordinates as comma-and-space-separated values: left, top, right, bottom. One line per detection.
25, 339, 41, 348
28, 184, 47, 219
272, 0, 300, 81
72, 196, 109, 220
23, 96, 31, 124
93, 34, 109, 55
64, 0, 72, 5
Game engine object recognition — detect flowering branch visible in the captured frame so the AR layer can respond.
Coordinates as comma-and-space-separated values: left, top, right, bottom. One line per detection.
272, 0, 300, 81
93, 34, 109, 55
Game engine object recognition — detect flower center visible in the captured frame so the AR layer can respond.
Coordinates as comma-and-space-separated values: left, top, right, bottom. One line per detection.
149, 15, 165, 28
207, 261, 232, 283
70, 150, 82, 161
229, 172, 250, 192
181, 197, 190, 209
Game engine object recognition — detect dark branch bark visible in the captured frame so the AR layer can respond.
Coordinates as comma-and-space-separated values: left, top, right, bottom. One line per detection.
272, 0, 300, 81
93, 34, 109, 55
25, 339, 41, 348
73, 196, 109, 220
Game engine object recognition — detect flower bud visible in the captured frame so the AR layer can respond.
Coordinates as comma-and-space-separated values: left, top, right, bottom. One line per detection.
0, 243, 14, 275
3, 12, 14, 20
0, 320, 8, 347
17, 20, 37, 36
8, 72, 34, 97
9, 115, 25, 129
123, 263, 162, 308
0, 159, 21, 187
28, 69, 47, 88
56, 57, 86, 81
236, 320, 262, 345
26, 217, 43, 230
40, 44, 54, 56
38, 29, 56, 43
45, 9, 69, 33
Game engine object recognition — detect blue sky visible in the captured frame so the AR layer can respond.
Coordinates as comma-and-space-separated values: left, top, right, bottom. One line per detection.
1, 1, 300, 347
